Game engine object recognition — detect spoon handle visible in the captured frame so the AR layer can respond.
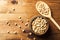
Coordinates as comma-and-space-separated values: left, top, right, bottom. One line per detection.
50, 17, 60, 30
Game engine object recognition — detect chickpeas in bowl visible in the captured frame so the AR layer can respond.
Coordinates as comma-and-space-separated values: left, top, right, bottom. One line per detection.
29, 16, 49, 35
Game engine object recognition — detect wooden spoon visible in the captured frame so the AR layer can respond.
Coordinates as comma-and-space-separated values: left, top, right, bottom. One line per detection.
36, 1, 60, 30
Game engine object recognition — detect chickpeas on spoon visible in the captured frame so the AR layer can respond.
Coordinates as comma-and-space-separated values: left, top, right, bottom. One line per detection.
36, 1, 60, 30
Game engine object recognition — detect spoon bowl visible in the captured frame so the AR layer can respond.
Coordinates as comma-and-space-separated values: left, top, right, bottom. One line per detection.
36, 1, 51, 18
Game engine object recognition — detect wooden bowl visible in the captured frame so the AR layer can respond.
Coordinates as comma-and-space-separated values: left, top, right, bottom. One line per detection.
29, 15, 49, 35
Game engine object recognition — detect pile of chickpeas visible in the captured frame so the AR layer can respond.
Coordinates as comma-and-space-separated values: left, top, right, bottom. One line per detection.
37, 2, 50, 15
31, 16, 48, 35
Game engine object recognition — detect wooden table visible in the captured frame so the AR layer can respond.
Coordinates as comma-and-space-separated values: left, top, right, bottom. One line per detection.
0, 0, 60, 40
